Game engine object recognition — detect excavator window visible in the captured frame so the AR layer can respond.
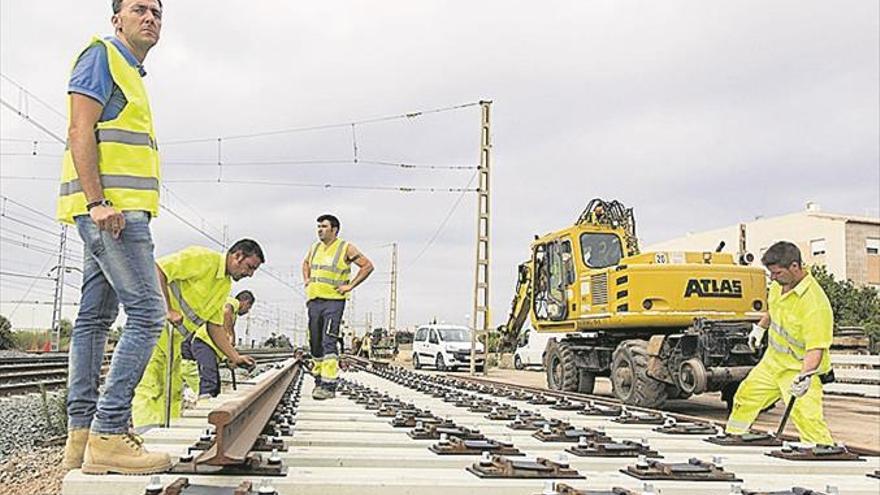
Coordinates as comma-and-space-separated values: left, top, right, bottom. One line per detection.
580, 233, 623, 269
533, 242, 568, 321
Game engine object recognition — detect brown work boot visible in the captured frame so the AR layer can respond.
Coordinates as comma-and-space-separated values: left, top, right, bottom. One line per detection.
312, 387, 335, 400
81, 432, 171, 475
62, 428, 89, 470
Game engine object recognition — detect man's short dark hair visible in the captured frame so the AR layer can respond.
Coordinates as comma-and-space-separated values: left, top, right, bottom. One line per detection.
761, 241, 802, 268
228, 239, 265, 263
317, 214, 340, 232
235, 290, 255, 304
113, 0, 163, 14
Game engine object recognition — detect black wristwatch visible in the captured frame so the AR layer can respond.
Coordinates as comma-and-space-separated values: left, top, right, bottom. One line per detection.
86, 199, 113, 211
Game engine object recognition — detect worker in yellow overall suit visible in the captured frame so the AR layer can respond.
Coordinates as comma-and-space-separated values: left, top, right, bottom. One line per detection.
302, 214, 373, 400
131, 240, 263, 430
181, 291, 255, 399
726, 241, 835, 445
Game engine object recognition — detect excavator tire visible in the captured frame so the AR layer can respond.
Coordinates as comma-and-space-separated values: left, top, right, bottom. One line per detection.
611, 340, 668, 408
544, 339, 594, 393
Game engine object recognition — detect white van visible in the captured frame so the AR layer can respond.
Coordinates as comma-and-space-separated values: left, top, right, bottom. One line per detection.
514, 327, 552, 370
412, 324, 485, 371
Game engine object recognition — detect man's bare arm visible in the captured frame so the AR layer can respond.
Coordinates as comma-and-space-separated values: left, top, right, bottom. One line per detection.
68, 93, 125, 237
155, 265, 180, 325
207, 322, 254, 368
338, 244, 373, 293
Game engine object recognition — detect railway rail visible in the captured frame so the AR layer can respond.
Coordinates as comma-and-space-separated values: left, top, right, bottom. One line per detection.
60, 354, 878, 495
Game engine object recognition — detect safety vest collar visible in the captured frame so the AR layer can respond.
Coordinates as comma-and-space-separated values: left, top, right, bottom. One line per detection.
103, 35, 147, 76
215, 254, 227, 280
777, 272, 815, 301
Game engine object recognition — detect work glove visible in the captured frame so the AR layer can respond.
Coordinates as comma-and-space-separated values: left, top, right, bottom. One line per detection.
748, 324, 766, 353
790, 374, 811, 398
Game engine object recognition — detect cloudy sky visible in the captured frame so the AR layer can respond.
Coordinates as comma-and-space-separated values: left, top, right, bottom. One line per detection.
1, 1, 878, 344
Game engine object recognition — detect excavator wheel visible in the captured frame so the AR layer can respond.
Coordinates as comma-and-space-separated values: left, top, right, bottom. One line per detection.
610, 339, 668, 408
544, 340, 595, 394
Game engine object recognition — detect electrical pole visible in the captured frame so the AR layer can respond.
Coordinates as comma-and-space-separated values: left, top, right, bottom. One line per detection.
50, 226, 69, 351
245, 313, 251, 348
389, 242, 398, 335
470, 101, 492, 376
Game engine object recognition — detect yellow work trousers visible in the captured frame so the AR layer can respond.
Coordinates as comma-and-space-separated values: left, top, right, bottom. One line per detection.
726, 358, 834, 445
181, 358, 200, 396
132, 326, 184, 429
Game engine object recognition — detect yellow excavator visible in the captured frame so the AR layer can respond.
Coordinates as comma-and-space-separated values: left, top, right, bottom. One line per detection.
502, 199, 768, 408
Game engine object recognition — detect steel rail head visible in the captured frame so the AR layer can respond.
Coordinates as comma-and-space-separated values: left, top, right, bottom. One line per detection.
196, 359, 301, 466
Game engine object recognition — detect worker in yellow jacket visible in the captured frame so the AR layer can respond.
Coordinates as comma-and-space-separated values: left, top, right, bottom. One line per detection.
132, 240, 263, 430
181, 291, 255, 399
726, 241, 835, 445
302, 214, 373, 400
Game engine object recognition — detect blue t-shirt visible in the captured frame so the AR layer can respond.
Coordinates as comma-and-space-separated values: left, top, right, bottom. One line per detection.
68, 37, 147, 122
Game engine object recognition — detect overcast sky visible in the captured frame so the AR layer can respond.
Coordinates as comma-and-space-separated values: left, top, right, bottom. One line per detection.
1, 1, 878, 343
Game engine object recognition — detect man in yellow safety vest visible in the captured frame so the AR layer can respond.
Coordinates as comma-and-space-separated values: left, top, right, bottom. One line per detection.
132, 240, 262, 430
60, 0, 170, 475
181, 290, 256, 399
726, 241, 835, 445
302, 214, 374, 400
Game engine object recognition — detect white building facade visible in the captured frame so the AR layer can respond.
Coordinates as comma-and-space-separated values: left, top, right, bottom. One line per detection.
646, 203, 880, 289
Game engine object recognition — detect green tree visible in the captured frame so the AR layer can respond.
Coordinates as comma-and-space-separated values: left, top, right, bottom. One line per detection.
0, 314, 14, 350
811, 265, 880, 341
59, 318, 73, 340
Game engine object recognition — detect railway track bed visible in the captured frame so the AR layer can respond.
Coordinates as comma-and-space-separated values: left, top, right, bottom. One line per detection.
61, 358, 879, 495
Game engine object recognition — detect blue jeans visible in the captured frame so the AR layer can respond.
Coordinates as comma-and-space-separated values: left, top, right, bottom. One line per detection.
181, 335, 221, 397
67, 211, 166, 434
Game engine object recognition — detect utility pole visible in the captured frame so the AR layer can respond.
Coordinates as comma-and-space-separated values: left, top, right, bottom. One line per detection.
49, 226, 69, 351
245, 313, 251, 348
470, 101, 492, 376
389, 242, 398, 335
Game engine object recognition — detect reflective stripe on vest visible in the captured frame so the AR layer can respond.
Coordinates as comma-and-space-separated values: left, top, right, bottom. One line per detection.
65, 128, 158, 150
769, 321, 806, 351
309, 240, 349, 274
169, 281, 206, 328
59, 175, 159, 196
768, 332, 804, 360
172, 322, 192, 339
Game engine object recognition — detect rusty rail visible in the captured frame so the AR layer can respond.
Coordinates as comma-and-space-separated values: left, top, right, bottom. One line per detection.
196, 359, 301, 466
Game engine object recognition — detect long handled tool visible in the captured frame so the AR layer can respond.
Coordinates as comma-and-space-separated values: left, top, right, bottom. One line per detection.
775, 369, 819, 437
229, 362, 237, 391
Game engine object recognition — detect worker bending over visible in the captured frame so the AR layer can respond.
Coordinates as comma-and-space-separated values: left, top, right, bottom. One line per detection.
132, 240, 262, 429
726, 241, 835, 445
181, 290, 255, 399
302, 214, 373, 400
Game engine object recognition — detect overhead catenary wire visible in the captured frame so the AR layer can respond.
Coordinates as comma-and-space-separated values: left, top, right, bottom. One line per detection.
165, 178, 477, 193
162, 101, 481, 145
1, 150, 477, 171
408, 171, 479, 266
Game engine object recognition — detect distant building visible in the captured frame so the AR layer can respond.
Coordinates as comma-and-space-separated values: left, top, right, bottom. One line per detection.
646, 203, 880, 289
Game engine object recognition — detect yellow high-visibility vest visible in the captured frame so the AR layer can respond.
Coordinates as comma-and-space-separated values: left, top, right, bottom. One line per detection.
57, 36, 160, 223
306, 238, 351, 301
